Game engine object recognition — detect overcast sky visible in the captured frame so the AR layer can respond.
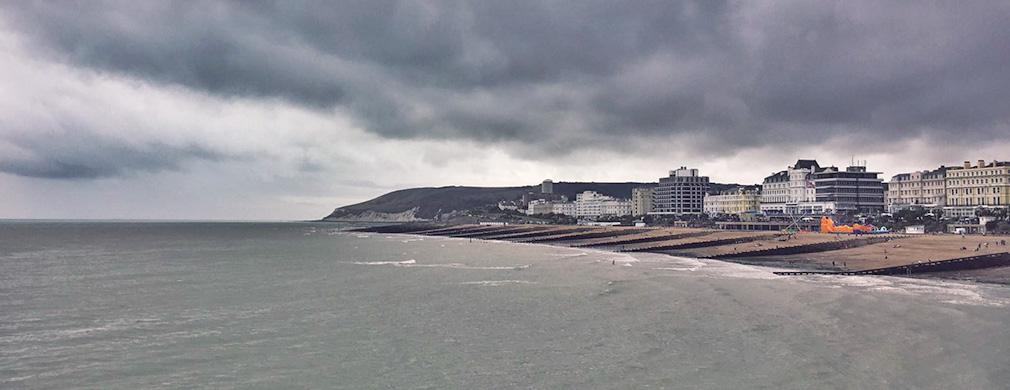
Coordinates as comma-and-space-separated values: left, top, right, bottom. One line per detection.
2, 1, 1009, 220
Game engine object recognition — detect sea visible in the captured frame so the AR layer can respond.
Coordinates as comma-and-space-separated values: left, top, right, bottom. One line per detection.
2, 221, 1009, 389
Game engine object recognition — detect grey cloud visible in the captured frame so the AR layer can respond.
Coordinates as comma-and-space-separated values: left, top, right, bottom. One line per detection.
3, 0, 1009, 160
0, 131, 231, 179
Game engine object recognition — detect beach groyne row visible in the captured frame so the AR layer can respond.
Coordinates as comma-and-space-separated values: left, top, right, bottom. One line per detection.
349, 224, 1010, 279
624, 234, 779, 253
568, 231, 715, 248
353, 223, 441, 234
476, 227, 587, 241
419, 225, 500, 236
448, 225, 541, 238
711, 235, 907, 259
774, 252, 1010, 276
514, 228, 650, 244
409, 225, 477, 235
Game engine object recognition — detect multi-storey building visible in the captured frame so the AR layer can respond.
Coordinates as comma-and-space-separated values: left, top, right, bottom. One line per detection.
548, 191, 632, 219
885, 167, 948, 212
525, 199, 555, 215
813, 165, 885, 215
631, 187, 654, 216
703, 186, 761, 216
760, 170, 789, 208
600, 199, 632, 217
944, 159, 1010, 218
650, 167, 710, 215
552, 202, 577, 216
760, 160, 836, 215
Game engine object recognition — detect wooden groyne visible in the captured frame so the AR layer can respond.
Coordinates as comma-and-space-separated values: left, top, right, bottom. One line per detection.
568, 231, 715, 248
412, 225, 486, 236
480, 227, 592, 241
515, 228, 650, 244
711, 235, 907, 259
625, 234, 779, 253
448, 225, 540, 238
351, 223, 441, 234
774, 252, 1010, 276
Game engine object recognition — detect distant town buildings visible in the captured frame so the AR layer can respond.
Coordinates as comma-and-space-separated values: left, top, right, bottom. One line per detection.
631, 186, 654, 216
886, 167, 948, 212
650, 167, 710, 215
521, 156, 1007, 221
759, 160, 885, 215
704, 186, 761, 216
525, 190, 631, 219
944, 160, 1010, 218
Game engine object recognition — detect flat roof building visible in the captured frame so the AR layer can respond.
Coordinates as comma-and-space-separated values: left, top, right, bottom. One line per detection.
813, 165, 885, 215
650, 167, 710, 215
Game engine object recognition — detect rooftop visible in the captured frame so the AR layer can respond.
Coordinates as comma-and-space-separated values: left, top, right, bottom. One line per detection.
792, 159, 820, 170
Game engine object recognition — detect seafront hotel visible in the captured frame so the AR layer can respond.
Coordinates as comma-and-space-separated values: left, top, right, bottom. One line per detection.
944, 160, 1010, 217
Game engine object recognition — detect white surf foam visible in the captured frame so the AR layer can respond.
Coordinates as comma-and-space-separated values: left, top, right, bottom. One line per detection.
348, 260, 530, 270
461, 280, 536, 286
351, 259, 417, 266
795, 273, 1010, 307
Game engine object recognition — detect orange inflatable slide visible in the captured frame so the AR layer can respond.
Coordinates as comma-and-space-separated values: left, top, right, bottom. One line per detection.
820, 216, 873, 234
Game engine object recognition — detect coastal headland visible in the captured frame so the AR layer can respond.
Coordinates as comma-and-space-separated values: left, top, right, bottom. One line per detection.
353, 224, 1010, 284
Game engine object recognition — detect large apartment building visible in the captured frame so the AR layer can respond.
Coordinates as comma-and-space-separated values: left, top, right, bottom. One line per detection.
885, 167, 947, 212
650, 167, 710, 215
943, 159, 1010, 218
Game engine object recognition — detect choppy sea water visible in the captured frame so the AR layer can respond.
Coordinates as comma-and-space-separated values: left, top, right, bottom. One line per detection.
2, 221, 1009, 389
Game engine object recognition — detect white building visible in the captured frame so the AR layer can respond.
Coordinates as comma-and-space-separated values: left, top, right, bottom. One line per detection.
552, 202, 577, 216
600, 199, 632, 217
573, 191, 631, 218
526, 199, 555, 215
761, 159, 837, 215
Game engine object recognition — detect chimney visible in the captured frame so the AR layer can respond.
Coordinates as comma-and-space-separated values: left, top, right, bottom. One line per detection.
964, 161, 971, 169
978, 159, 986, 168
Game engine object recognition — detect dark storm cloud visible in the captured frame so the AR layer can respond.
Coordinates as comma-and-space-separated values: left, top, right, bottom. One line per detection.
0, 131, 231, 179
4, 0, 1009, 158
